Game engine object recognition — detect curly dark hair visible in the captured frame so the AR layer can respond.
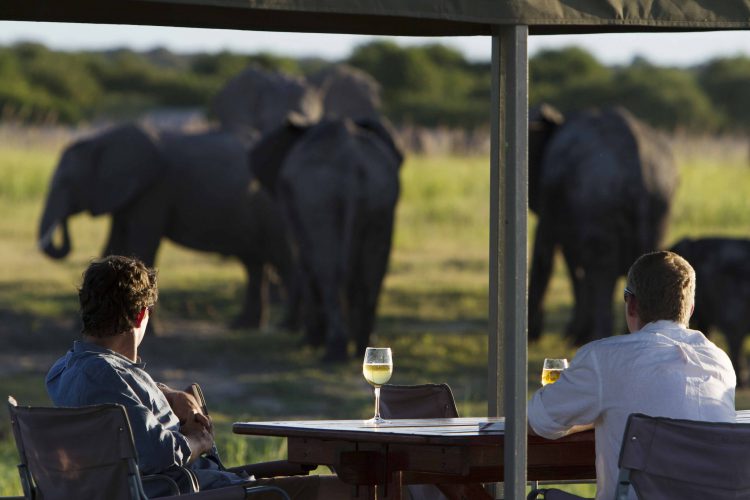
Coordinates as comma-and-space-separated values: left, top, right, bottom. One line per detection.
79, 255, 158, 338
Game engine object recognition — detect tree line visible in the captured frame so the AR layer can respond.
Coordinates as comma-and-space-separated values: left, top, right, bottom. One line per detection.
0, 40, 748, 133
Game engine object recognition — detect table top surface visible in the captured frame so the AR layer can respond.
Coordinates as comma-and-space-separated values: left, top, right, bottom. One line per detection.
233, 416, 591, 445
233, 410, 750, 446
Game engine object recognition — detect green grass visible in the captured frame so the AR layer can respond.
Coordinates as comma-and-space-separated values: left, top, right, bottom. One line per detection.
0, 128, 750, 496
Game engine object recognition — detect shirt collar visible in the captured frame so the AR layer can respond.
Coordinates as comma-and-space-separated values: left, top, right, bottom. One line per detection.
636, 319, 699, 341
73, 340, 146, 368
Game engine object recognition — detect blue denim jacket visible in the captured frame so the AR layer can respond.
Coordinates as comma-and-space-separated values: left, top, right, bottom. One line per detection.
46, 341, 247, 493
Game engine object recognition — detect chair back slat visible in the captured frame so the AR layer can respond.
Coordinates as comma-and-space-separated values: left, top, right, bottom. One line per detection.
8, 402, 142, 500
619, 413, 750, 499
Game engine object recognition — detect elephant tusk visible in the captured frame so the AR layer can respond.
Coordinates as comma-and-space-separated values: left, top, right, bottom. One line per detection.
38, 223, 58, 250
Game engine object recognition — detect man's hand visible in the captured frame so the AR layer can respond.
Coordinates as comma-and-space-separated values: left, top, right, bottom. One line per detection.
181, 409, 214, 436
157, 383, 205, 426
181, 413, 215, 462
157, 383, 214, 462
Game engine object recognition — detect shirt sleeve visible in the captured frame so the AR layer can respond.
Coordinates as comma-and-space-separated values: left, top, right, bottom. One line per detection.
79, 362, 192, 473
528, 345, 602, 439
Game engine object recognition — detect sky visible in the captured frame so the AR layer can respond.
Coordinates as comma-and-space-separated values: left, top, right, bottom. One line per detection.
2, 21, 750, 66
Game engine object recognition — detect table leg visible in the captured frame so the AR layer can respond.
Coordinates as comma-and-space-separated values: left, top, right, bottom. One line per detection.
376, 471, 402, 500
352, 484, 375, 499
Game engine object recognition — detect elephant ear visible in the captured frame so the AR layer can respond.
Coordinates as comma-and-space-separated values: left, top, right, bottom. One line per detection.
89, 124, 163, 216
249, 119, 310, 194
355, 118, 404, 165
212, 65, 321, 138
528, 104, 565, 214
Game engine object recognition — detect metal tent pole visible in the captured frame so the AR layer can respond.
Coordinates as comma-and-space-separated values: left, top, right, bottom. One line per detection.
488, 24, 528, 500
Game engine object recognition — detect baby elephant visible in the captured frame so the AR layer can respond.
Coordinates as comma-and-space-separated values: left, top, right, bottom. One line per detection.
670, 237, 750, 385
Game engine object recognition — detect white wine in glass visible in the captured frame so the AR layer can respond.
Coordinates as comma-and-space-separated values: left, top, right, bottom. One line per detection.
363, 347, 393, 424
541, 358, 568, 386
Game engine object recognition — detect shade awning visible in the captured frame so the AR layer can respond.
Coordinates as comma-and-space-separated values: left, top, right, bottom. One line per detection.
3, 0, 750, 35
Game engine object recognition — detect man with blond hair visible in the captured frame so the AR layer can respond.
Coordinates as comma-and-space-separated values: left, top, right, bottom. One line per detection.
528, 251, 736, 500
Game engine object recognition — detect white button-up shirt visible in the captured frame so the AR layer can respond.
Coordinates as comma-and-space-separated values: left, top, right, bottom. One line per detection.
528, 320, 736, 500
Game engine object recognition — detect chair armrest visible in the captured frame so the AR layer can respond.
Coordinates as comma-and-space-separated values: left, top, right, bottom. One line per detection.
226, 460, 317, 478
157, 484, 289, 499
142, 466, 199, 495
141, 474, 182, 496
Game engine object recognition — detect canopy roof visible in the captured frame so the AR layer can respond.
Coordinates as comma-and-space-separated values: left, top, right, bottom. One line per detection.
4, 0, 750, 35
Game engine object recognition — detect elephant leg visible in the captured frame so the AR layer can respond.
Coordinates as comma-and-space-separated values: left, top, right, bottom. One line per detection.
231, 259, 267, 329
107, 194, 166, 267
303, 243, 348, 361
309, 248, 348, 361
576, 241, 619, 343
586, 268, 617, 342
107, 208, 164, 335
528, 217, 556, 342
303, 266, 346, 361
301, 273, 326, 347
288, 192, 351, 361
561, 247, 591, 346
278, 265, 303, 332
348, 215, 394, 357
320, 289, 348, 362
103, 217, 129, 258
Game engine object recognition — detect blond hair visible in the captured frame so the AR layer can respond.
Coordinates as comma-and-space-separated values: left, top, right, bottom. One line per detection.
625, 251, 695, 326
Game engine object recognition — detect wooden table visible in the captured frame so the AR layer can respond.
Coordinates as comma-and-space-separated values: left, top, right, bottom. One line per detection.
233, 417, 596, 499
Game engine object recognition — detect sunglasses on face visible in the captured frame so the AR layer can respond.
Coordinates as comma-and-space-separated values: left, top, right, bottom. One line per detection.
623, 287, 635, 302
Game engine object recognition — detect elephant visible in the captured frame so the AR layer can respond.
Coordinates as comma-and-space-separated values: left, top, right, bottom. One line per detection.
38, 124, 292, 329
528, 105, 679, 345
670, 237, 750, 385
308, 64, 383, 122
212, 64, 382, 144
211, 65, 322, 144
249, 117, 403, 361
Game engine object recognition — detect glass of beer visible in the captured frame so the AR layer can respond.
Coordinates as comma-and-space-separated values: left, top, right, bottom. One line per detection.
363, 347, 393, 424
541, 358, 568, 386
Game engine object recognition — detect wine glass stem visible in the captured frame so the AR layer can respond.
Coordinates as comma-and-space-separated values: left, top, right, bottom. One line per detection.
374, 386, 381, 420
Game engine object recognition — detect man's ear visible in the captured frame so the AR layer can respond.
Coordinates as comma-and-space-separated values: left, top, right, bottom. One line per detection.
626, 296, 639, 318
689, 302, 695, 319
135, 308, 147, 328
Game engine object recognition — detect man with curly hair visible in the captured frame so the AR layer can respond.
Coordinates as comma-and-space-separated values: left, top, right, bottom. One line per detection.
46, 255, 347, 499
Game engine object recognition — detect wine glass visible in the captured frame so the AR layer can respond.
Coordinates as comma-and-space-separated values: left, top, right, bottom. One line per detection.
362, 347, 393, 424
541, 358, 568, 386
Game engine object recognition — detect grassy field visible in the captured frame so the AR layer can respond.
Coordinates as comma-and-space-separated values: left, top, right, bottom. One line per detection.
1, 127, 750, 496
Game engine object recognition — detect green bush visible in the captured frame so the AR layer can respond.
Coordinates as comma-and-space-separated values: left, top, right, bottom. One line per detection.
1, 40, 750, 133
698, 56, 750, 132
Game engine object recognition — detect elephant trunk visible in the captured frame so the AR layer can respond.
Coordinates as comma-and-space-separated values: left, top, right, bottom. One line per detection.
38, 189, 73, 259
38, 218, 71, 259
